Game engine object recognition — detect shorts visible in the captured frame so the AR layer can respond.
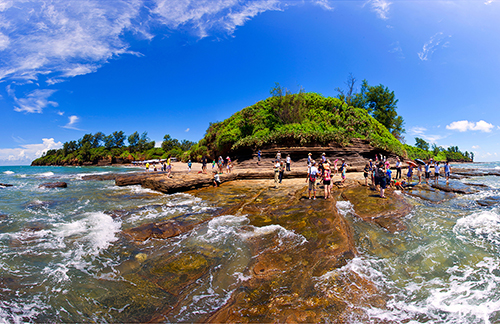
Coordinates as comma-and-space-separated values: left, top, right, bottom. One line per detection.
364, 172, 368, 178
308, 180, 316, 191
379, 177, 387, 189
323, 179, 331, 185
374, 177, 379, 186
435, 172, 439, 177
167, 165, 171, 170
425, 172, 430, 179
445, 172, 450, 177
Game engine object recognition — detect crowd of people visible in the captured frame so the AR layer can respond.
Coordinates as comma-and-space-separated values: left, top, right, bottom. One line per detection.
365, 155, 453, 198
143, 150, 453, 195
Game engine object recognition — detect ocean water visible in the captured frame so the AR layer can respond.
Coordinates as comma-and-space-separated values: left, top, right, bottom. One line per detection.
1, 163, 500, 323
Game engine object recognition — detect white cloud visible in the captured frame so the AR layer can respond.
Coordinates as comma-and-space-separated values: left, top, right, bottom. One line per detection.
369, 0, 391, 20
0, 0, 287, 107
418, 32, 451, 61
313, 0, 333, 11
472, 145, 480, 149
185, 128, 190, 132
0, 138, 62, 165
409, 126, 443, 143
446, 120, 495, 132
62, 115, 81, 130
12, 89, 58, 113
389, 41, 404, 59
484, 0, 497, 4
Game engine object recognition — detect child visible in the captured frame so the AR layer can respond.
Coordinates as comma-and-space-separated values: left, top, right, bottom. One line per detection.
213, 170, 221, 187
187, 160, 192, 172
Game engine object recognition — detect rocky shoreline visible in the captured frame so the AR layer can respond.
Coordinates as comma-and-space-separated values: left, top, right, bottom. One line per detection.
75, 162, 497, 322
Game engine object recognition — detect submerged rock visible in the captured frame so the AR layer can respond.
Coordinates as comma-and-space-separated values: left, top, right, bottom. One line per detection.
431, 181, 478, 194
122, 219, 197, 242
0, 183, 13, 187
405, 184, 456, 203
477, 196, 500, 207
341, 186, 412, 233
39, 182, 67, 188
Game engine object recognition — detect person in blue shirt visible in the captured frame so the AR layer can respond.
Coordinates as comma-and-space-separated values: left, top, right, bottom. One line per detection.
444, 161, 452, 184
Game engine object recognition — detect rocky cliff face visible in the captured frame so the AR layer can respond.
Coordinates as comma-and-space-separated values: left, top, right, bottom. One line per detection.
234, 139, 401, 172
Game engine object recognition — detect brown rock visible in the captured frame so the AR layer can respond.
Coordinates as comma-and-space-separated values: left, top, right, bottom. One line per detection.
341, 186, 411, 232
39, 182, 67, 188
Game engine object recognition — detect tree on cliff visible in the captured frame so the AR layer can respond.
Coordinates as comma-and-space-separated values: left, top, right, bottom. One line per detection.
336, 77, 405, 141
415, 137, 430, 151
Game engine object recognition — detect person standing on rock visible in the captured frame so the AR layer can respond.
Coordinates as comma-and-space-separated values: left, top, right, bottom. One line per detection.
307, 161, 318, 199
323, 161, 332, 199
333, 159, 339, 176
307, 153, 312, 167
340, 159, 347, 185
424, 160, 431, 185
417, 164, 422, 185
363, 163, 370, 186
378, 162, 387, 198
278, 159, 285, 184
187, 160, 192, 172
145, 162, 150, 172
202, 156, 207, 174
395, 157, 402, 179
257, 150, 261, 165
444, 161, 452, 184
286, 154, 291, 171
276, 151, 281, 162
166, 155, 172, 178
273, 159, 280, 188
321, 153, 326, 163
407, 164, 413, 184
434, 161, 441, 184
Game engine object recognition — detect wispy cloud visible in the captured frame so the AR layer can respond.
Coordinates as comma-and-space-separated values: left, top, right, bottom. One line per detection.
408, 126, 444, 143
446, 120, 495, 132
62, 115, 81, 130
368, 0, 391, 20
389, 41, 404, 59
11, 89, 58, 113
185, 128, 190, 132
418, 32, 451, 61
0, 0, 285, 107
0, 138, 62, 165
313, 0, 334, 11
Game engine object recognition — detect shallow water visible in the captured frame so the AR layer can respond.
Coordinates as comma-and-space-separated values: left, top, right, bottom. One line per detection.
1, 164, 500, 323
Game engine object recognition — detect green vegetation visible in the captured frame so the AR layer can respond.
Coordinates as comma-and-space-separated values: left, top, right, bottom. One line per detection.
405, 138, 473, 162
189, 85, 407, 160
336, 75, 404, 140
32, 81, 473, 166
32, 132, 195, 165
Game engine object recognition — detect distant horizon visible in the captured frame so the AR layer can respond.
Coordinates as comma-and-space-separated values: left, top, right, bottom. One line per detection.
2, 1, 500, 163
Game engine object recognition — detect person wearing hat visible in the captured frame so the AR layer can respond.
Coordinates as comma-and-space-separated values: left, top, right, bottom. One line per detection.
306, 161, 318, 199
321, 153, 326, 163
286, 154, 291, 171
307, 153, 312, 167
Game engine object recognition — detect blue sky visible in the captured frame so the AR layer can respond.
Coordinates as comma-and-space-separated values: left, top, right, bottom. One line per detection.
1, 0, 500, 165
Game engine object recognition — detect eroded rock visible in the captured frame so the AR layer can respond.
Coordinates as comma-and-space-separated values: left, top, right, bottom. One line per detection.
431, 181, 478, 194
39, 182, 67, 188
341, 186, 412, 232
477, 196, 500, 207
405, 184, 456, 203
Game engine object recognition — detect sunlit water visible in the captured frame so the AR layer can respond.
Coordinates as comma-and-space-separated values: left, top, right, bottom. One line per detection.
1, 163, 500, 323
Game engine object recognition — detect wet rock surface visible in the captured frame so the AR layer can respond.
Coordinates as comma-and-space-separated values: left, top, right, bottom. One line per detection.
431, 180, 478, 194
39, 181, 67, 188
341, 186, 412, 233
405, 184, 456, 203
477, 196, 500, 207
0, 183, 13, 187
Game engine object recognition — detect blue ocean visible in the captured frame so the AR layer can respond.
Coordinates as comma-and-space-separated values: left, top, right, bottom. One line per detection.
1, 163, 500, 323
